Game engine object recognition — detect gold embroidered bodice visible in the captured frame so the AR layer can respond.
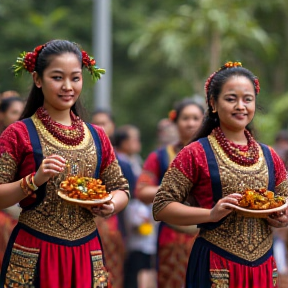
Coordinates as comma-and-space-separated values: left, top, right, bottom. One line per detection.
18, 115, 99, 241
199, 135, 273, 261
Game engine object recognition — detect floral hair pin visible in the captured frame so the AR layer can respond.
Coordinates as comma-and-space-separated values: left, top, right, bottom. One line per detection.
81, 51, 105, 81
12, 44, 46, 76
12, 42, 105, 82
168, 110, 177, 121
224, 61, 242, 68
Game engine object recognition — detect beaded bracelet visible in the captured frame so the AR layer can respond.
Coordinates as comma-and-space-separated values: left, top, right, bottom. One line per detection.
20, 172, 38, 197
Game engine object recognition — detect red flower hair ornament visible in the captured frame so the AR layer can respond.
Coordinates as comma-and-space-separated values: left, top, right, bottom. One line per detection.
12, 42, 105, 82
168, 110, 177, 121
204, 61, 260, 100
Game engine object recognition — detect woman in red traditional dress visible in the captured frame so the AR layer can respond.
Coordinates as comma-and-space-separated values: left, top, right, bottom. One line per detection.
0, 40, 129, 288
136, 98, 204, 288
153, 62, 288, 288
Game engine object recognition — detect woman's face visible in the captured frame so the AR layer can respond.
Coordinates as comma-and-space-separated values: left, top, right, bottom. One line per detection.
176, 104, 204, 142
213, 75, 256, 133
1, 101, 24, 127
92, 113, 115, 137
34, 52, 83, 113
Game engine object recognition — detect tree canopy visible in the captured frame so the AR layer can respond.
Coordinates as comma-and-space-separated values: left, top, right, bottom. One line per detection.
1, 0, 288, 155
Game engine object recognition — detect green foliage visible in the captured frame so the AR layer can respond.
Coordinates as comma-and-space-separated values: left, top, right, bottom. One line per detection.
1, 0, 288, 156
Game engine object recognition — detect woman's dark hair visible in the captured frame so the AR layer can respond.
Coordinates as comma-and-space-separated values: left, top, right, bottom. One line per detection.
20, 40, 86, 120
173, 98, 205, 123
113, 125, 139, 148
0, 97, 24, 113
194, 66, 258, 141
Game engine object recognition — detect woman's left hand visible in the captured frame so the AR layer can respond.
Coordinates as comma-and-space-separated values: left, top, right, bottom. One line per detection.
267, 208, 288, 228
89, 201, 115, 219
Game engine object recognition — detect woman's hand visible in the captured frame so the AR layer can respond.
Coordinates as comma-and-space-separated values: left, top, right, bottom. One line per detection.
34, 155, 66, 187
86, 201, 115, 219
209, 193, 242, 222
267, 207, 288, 228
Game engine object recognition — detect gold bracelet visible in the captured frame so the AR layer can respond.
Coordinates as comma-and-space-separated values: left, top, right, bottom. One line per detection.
25, 174, 38, 191
31, 175, 39, 190
20, 178, 33, 197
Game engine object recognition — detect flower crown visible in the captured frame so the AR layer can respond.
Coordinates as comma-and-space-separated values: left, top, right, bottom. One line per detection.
12, 42, 105, 81
204, 61, 260, 99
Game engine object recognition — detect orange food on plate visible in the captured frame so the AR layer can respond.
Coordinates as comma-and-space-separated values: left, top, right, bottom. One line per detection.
238, 188, 285, 210
60, 176, 109, 200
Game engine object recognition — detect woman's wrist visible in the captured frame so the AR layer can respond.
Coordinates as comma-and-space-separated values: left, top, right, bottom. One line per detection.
20, 173, 38, 197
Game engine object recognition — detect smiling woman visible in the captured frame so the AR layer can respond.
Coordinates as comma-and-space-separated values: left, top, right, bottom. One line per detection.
0, 40, 129, 288
152, 62, 288, 288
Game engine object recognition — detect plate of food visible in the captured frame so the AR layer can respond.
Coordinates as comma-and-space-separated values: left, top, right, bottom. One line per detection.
57, 176, 112, 205
222, 188, 288, 218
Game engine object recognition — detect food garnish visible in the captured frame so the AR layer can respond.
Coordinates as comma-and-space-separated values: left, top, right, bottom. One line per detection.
60, 176, 109, 200
238, 188, 285, 210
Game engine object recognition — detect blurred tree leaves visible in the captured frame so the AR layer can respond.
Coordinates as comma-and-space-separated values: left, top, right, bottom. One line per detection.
1, 0, 288, 155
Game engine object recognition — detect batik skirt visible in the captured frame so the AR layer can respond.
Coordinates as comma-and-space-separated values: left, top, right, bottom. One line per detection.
186, 237, 277, 288
0, 223, 110, 288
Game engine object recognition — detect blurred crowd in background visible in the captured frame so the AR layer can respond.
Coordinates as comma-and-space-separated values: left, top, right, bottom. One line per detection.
1, 89, 288, 288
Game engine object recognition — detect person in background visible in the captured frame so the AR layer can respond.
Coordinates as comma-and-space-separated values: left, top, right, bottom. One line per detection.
156, 118, 178, 148
153, 62, 288, 287
92, 109, 115, 141
92, 109, 135, 288
136, 98, 204, 288
113, 126, 157, 288
0, 39, 129, 288
0, 96, 25, 134
0, 96, 24, 271
0, 91, 20, 102
273, 130, 288, 287
273, 130, 288, 168
114, 125, 142, 182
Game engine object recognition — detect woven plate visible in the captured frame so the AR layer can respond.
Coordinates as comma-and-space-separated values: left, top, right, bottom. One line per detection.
222, 200, 288, 218
57, 190, 112, 205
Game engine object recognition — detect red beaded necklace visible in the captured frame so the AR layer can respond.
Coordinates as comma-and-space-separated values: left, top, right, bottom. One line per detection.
36, 107, 85, 146
212, 126, 259, 166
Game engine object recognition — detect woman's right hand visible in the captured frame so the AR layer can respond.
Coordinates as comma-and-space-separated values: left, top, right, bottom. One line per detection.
209, 193, 242, 222
34, 155, 66, 187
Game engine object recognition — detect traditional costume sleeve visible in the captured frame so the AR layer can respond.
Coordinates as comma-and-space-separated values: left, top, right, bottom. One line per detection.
92, 125, 129, 197
269, 147, 288, 196
153, 142, 202, 220
135, 151, 160, 196
0, 122, 34, 184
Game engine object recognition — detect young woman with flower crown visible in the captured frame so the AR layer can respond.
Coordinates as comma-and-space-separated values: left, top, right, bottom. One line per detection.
136, 98, 204, 288
0, 40, 129, 288
152, 62, 288, 288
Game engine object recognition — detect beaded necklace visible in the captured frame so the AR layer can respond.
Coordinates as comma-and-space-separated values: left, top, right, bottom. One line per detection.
36, 107, 85, 146
212, 126, 259, 166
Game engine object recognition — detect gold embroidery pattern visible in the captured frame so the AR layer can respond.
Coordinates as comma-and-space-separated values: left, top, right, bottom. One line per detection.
19, 116, 129, 241
5, 243, 40, 288
101, 159, 129, 194
19, 116, 98, 240
200, 135, 273, 262
275, 181, 288, 197
153, 167, 193, 219
210, 269, 229, 288
0, 152, 17, 184
91, 250, 109, 287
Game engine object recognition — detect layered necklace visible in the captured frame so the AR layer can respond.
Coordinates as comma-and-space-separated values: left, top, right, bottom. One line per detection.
212, 126, 259, 166
36, 107, 85, 146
